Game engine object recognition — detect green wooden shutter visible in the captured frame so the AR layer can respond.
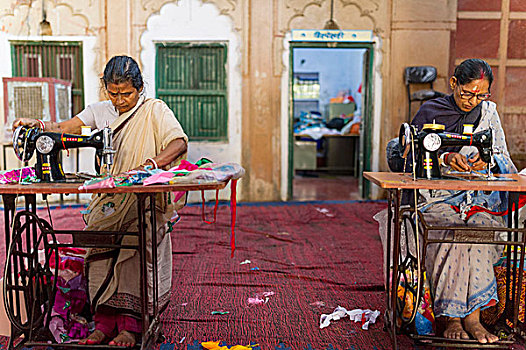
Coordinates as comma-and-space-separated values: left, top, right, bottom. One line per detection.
156, 43, 227, 141
11, 41, 84, 116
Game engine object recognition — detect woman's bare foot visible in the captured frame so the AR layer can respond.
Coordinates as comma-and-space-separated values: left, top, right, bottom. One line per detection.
463, 309, 499, 344
443, 317, 469, 340
78, 329, 107, 345
109, 330, 138, 347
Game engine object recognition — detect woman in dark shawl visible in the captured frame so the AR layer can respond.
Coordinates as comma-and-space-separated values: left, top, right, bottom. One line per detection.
415, 59, 516, 343
379, 59, 516, 344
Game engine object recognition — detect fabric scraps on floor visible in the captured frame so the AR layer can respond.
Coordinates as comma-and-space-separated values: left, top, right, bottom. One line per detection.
320, 306, 380, 330
0, 201, 418, 350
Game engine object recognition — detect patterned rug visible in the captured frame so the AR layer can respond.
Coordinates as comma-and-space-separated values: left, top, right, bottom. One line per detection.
0, 200, 417, 349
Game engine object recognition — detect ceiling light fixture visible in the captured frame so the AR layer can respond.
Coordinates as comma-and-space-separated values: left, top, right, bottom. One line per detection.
39, 0, 52, 36
323, 0, 340, 30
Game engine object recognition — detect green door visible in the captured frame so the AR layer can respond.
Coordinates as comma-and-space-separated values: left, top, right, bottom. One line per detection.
288, 42, 374, 199
156, 43, 228, 141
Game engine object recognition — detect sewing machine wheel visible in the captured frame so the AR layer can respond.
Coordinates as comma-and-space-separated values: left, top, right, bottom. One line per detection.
2, 211, 58, 333
12, 126, 36, 162
395, 210, 422, 331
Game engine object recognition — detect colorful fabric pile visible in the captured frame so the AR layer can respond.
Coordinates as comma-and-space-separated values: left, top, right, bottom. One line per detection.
0, 167, 37, 184
78, 159, 244, 190
396, 270, 435, 335
48, 247, 89, 343
201, 341, 259, 350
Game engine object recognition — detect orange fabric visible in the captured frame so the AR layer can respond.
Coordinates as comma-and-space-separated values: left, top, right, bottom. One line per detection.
201, 341, 258, 350
481, 266, 525, 325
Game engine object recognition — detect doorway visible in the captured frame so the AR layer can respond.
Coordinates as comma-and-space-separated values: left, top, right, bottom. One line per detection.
289, 43, 374, 201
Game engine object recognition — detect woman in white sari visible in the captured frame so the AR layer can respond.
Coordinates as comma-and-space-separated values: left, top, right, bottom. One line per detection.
12, 56, 188, 347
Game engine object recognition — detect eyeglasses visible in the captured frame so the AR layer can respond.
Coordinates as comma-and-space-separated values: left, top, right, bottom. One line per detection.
457, 85, 491, 101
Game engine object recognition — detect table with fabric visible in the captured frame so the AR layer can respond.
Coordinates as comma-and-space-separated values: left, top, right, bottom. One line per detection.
0, 180, 231, 350
364, 172, 526, 350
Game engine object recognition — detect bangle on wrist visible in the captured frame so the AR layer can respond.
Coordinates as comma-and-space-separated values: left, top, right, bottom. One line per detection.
37, 119, 45, 131
440, 152, 451, 166
145, 157, 158, 169
444, 152, 453, 165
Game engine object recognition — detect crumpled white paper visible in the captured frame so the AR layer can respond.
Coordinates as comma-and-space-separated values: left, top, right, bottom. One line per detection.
320, 306, 381, 330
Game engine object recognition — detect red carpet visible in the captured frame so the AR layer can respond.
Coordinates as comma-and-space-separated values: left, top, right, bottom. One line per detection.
0, 200, 416, 349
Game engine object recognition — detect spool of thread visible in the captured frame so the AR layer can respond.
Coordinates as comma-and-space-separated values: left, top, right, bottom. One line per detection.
81, 126, 91, 136
463, 124, 474, 135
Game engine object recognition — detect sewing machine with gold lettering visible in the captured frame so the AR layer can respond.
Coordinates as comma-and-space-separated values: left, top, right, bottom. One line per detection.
399, 122, 493, 179
12, 125, 114, 182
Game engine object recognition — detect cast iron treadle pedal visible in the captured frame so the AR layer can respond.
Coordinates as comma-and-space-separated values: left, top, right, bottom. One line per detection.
411, 334, 514, 349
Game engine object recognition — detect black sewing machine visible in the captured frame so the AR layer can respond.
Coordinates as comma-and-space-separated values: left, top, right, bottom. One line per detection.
12, 125, 115, 182
399, 122, 493, 179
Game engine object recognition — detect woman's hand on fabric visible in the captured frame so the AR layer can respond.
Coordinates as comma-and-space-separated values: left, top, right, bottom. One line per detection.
468, 153, 487, 171
129, 165, 146, 172
447, 153, 471, 172
129, 158, 157, 172
12, 118, 40, 131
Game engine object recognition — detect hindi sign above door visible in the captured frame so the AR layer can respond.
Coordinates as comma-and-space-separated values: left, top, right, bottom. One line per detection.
291, 30, 373, 42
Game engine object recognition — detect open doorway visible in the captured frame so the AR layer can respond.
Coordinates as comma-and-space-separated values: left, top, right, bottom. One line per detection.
290, 45, 370, 201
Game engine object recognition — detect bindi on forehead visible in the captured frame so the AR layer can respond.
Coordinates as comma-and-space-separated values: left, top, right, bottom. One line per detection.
470, 85, 480, 93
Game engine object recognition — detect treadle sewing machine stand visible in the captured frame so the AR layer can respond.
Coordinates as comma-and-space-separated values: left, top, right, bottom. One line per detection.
1, 181, 228, 350
364, 172, 526, 350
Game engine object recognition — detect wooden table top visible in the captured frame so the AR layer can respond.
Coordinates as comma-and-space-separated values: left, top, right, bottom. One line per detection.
364, 172, 526, 192
0, 180, 228, 195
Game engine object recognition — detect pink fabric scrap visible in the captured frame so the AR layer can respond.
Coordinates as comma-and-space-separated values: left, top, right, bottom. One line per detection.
0, 167, 36, 184
144, 160, 213, 186
142, 171, 176, 186
173, 191, 185, 202
247, 291, 275, 305
172, 159, 200, 171
78, 177, 115, 190
168, 159, 212, 172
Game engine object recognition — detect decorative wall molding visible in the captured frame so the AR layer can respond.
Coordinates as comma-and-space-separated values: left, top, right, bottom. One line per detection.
340, 0, 380, 33
204, 0, 236, 15
0, 0, 96, 36
54, 2, 94, 35
138, 0, 241, 32
281, 0, 382, 36
283, 0, 324, 33
203, 0, 242, 31
140, 0, 179, 12
274, 0, 385, 76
